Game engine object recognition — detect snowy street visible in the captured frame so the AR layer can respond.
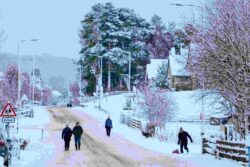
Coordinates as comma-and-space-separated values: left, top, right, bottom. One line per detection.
44, 107, 176, 167
0, 0, 248, 166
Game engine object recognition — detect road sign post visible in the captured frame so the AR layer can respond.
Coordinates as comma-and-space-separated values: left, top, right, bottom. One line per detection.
1, 103, 17, 140
2, 118, 15, 123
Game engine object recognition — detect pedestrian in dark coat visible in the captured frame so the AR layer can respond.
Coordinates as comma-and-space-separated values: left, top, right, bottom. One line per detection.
178, 127, 193, 153
62, 124, 72, 151
105, 116, 113, 137
73, 122, 83, 150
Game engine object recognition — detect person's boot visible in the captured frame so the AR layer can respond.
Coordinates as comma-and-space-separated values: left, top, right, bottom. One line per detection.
75, 144, 77, 150
78, 144, 81, 150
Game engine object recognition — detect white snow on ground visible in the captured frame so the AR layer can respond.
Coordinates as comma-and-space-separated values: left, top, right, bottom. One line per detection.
171, 90, 226, 120
8, 106, 55, 167
75, 92, 242, 167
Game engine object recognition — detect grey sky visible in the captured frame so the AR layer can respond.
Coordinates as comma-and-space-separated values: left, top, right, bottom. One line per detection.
0, 0, 200, 59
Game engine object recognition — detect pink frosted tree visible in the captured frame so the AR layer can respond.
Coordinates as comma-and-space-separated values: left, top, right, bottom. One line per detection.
0, 64, 18, 106
188, 0, 250, 136
148, 15, 174, 59
138, 85, 173, 128
42, 88, 52, 105
70, 82, 80, 105
20, 72, 31, 100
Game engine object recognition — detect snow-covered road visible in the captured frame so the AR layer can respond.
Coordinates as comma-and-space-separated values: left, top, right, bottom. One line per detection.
45, 107, 177, 167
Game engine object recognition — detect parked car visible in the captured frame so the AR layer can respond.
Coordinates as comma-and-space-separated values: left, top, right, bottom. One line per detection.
67, 103, 72, 107
0, 134, 10, 166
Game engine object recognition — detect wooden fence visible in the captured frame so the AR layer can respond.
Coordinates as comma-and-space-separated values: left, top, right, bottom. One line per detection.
120, 114, 141, 129
202, 137, 248, 164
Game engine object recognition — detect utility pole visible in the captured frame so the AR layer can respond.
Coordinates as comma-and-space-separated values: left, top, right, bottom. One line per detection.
17, 41, 21, 135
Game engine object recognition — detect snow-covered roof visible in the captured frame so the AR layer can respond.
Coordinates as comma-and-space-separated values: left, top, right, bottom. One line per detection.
169, 47, 190, 77
21, 94, 28, 101
146, 59, 168, 79
52, 90, 61, 97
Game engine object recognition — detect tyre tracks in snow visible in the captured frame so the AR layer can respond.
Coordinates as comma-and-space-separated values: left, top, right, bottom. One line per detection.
46, 107, 138, 167
45, 107, 179, 167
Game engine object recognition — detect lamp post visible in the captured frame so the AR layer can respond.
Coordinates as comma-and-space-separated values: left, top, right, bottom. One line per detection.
93, 16, 103, 109
17, 38, 41, 131
30, 39, 41, 112
128, 53, 131, 93
79, 60, 83, 106
170, 3, 205, 142
17, 40, 28, 108
169, 3, 204, 29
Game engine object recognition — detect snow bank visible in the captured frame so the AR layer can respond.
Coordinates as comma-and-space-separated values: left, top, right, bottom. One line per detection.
10, 106, 55, 167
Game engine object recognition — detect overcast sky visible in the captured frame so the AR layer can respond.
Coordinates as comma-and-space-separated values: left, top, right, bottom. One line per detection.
0, 0, 200, 59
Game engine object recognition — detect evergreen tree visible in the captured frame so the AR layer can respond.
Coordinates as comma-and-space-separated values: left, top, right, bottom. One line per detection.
79, 3, 151, 94
155, 62, 169, 88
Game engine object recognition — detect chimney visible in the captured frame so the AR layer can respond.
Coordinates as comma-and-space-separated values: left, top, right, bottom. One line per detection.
175, 44, 181, 55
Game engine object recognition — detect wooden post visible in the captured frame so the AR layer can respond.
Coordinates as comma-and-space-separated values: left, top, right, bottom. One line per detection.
245, 115, 248, 138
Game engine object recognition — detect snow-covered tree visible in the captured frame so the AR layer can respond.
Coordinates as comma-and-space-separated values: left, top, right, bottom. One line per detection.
79, 2, 151, 93
154, 62, 169, 88
138, 85, 173, 128
20, 72, 31, 100
0, 64, 18, 106
188, 0, 250, 135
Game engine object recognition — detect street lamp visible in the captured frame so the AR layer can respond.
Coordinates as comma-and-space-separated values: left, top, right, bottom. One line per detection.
169, 3, 203, 29
17, 38, 41, 106
17, 38, 41, 133
170, 3, 205, 140
128, 53, 131, 93
31, 39, 42, 111
92, 10, 104, 109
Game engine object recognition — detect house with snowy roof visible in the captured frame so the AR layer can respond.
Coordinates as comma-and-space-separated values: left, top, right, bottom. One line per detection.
167, 47, 197, 91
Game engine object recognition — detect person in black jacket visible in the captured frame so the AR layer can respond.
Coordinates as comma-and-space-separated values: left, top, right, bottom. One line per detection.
73, 122, 83, 150
105, 116, 113, 137
178, 127, 193, 153
62, 124, 72, 151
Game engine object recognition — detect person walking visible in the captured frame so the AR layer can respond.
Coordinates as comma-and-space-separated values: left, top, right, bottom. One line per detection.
105, 116, 113, 137
178, 127, 193, 153
73, 122, 83, 150
62, 124, 72, 151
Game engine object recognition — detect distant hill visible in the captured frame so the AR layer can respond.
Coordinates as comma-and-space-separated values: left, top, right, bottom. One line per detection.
0, 52, 78, 89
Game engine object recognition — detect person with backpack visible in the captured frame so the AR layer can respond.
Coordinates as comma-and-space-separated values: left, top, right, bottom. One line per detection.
62, 124, 72, 151
73, 122, 83, 150
178, 127, 193, 153
105, 116, 113, 137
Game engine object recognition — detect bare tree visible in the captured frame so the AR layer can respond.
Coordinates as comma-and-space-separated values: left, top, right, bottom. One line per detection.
188, 0, 250, 136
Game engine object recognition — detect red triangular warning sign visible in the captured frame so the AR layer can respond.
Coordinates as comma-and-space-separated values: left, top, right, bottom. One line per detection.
1, 103, 16, 117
